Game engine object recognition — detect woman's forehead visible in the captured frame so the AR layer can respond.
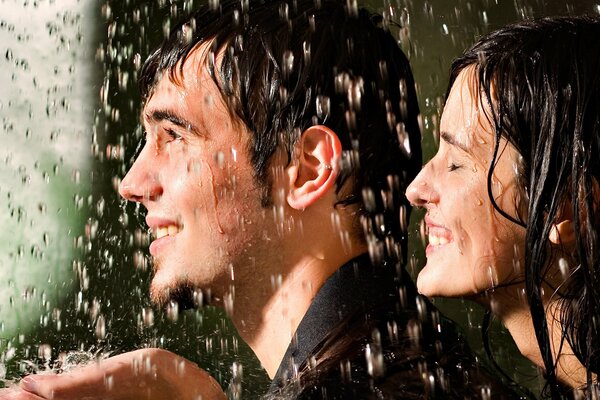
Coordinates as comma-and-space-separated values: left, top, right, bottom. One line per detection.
441, 66, 496, 157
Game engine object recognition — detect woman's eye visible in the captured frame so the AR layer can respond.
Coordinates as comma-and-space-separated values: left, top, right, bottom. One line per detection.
448, 163, 462, 172
165, 129, 183, 142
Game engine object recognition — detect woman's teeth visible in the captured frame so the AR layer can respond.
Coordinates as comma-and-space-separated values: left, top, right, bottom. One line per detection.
428, 234, 449, 246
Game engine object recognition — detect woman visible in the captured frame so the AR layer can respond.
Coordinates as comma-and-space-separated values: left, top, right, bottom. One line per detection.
406, 16, 600, 398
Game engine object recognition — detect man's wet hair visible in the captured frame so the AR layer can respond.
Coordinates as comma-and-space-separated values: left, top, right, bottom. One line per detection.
139, 0, 422, 265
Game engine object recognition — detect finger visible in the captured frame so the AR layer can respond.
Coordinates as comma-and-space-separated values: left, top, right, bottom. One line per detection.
19, 358, 144, 399
19, 349, 226, 400
0, 387, 45, 400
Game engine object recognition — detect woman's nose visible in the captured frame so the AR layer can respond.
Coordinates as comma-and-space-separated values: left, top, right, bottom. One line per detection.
405, 164, 439, 208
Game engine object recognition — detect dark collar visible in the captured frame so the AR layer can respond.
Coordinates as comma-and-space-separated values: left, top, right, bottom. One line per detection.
269, 253, 398, 392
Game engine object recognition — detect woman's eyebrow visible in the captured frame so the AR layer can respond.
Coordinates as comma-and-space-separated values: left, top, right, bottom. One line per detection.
441, 131, 470, 152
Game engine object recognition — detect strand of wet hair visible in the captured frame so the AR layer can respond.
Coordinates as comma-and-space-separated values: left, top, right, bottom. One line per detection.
482, 310, 537, 399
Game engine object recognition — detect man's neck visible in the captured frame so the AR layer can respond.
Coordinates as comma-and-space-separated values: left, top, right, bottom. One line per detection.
229, 246, 367, 378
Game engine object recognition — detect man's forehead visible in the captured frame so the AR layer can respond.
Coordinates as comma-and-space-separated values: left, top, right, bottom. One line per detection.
142, 43, 223, 119
153, 41, 216, 95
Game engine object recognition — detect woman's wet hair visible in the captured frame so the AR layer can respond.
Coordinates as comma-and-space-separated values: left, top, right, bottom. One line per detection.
449, 16, 600, 397
138, 0, 422, 264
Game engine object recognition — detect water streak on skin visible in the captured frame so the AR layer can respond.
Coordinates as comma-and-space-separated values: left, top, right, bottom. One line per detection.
205, 161, 225, 234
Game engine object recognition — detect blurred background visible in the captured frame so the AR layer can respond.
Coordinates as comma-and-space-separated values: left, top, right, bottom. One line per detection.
0, 0, 597, 397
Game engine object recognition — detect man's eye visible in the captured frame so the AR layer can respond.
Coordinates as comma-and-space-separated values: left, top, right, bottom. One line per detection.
448, 163, 462, 172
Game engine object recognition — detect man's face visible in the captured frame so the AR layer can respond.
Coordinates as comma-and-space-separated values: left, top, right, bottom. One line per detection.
119, 46, 271, 306
406, 67, 526, 298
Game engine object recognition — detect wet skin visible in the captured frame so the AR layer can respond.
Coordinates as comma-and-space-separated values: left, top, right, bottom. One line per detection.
118, 45, 276, 307
406, 66, 526, 298
406, 67, 590, 389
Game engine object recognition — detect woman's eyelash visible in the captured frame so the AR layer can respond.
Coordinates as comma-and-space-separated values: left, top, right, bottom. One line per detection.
448, 163, 462, 172
165, 128, 182, 141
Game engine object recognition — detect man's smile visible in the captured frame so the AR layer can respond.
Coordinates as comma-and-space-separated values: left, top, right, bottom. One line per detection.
155, 225, 181, 239
146, 216, 183, 256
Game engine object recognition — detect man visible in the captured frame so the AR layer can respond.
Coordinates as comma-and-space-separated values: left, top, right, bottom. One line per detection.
2, 0, 519, 398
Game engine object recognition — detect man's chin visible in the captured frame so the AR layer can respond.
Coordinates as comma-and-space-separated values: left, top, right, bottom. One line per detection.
150, 280, 210, 310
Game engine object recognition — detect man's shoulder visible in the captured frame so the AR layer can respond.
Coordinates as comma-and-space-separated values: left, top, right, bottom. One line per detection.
267, 256, 524, 399
287, 305, 523, 399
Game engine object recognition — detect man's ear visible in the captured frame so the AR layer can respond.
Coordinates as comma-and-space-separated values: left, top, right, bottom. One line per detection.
286, 125, 342, 210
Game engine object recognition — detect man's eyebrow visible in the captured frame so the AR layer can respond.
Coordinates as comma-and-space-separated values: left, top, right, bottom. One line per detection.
440, 131, 469, 152
143, 109, 201, 136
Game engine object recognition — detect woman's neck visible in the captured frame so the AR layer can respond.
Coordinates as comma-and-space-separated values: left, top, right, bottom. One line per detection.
475, 282, 588, 389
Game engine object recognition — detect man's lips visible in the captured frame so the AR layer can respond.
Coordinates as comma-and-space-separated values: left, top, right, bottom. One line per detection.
146, 216, 182, 256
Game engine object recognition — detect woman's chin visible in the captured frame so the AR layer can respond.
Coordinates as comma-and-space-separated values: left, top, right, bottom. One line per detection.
416, 265, 473, 298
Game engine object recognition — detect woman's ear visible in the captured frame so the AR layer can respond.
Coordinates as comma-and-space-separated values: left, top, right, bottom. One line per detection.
549, 179, 600, 245
286, 125, 342, 210
549, 219, 576, 245
549, 199, 575, 245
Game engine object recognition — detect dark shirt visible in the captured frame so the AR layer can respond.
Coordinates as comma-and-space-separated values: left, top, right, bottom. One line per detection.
265, 254, 525, 399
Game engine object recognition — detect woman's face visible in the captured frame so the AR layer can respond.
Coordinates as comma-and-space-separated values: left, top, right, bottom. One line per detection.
406, 67, 527, 298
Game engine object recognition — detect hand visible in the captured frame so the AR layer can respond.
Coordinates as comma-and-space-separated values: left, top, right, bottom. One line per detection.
0, 387, 44, 400
12, 348, 226, 400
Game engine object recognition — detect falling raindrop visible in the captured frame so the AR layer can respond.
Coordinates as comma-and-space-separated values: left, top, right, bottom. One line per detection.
37, 344, 52, 361
441, 23, 449, 35
282, 50, 294, 78
167, 300, 179, 322
559, 258, 570, 281
315, 95, 330, 121
142, 307, 154, 327
230, 361, 243, 400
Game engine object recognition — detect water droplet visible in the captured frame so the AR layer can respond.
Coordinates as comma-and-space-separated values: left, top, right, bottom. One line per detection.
142, 307, 154, 327
38, 344, 52, 361
315, 95, 330, 121
167, 300, 179, 322
104, 374, 114, 391
95, 315, 106, 339
215, 151, 225, 169
302, 40, 311, 64
345, 0, 358, 17
364, 338, 384, 378
282, 50, 294, 78
559, 258, 569, 281
347, 77, 363, 111
396, 122, 411, 157
230, 362, 243, 400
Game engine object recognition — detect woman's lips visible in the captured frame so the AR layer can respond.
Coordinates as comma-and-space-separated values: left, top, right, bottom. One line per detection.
425, 217, 453, 256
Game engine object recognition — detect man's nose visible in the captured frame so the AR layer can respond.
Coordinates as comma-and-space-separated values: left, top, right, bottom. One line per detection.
405, 164, 439, 208
118, 145, 163, 204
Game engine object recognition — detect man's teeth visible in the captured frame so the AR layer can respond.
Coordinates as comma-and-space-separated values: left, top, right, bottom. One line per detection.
428, 234, 449, 246
156, 225, 180, 239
